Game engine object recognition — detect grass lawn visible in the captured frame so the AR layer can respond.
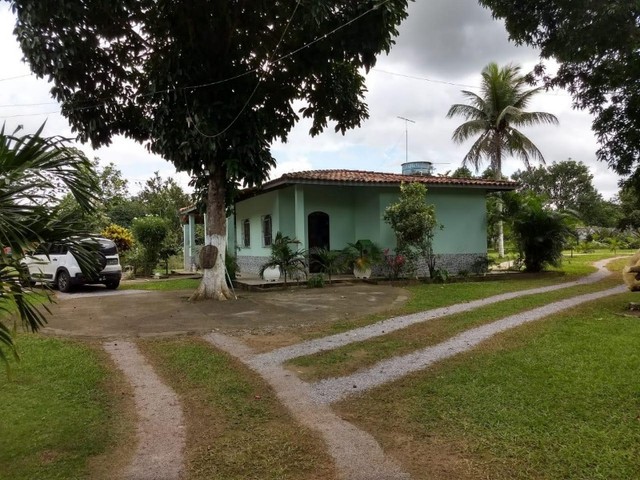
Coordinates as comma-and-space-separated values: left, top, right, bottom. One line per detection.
0, 335, 134, 480
139, 338, 336, 480
333, 294, 640, 479
295, 251, 631, 342
119, 277, 201, 291
287, 274, 624, 381
285, 254, 629, 378
337, 286, 640, 479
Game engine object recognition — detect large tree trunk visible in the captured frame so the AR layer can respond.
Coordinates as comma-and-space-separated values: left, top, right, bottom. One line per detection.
189, 168, 232, 301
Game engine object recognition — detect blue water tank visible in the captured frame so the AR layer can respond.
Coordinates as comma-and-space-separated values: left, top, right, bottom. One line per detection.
401, 161, 433, 176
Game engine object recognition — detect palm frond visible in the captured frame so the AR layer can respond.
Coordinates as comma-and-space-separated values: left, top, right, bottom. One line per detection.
461, 131, 494, 172
511, 111, 559, 128
0, 124, 99, 371
451, 120, 490, 144
447, 103, 485, 121
506, 128, 547, 168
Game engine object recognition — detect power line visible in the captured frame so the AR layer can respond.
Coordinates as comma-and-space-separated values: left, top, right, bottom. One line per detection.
374, 69, 478, 89
372, 68, 571, 97
0, 100, 57, 109
0, 73, 32, 82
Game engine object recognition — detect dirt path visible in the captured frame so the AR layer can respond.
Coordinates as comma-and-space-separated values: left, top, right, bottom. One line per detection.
204, 333, 411, 480
103, 341, 186, 480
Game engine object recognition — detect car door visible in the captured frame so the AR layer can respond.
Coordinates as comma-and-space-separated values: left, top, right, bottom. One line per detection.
26, 243, 51, 281
26, 242, 67, 282
48, 243, 69, 279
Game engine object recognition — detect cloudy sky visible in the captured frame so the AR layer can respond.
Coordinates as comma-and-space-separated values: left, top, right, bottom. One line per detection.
0, 1, 622, 199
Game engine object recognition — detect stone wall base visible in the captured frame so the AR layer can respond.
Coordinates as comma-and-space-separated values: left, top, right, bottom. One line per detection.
237, 253, 488, 277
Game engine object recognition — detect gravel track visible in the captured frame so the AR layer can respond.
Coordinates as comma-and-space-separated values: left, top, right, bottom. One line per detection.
256, 259, 615, 365
310, 285, 627, 404
204, 333, 411, 480
103, 341, 186, 480
100, 258, 622, 480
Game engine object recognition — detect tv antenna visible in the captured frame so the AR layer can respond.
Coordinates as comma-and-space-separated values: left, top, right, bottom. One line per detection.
397, 116, 415, 163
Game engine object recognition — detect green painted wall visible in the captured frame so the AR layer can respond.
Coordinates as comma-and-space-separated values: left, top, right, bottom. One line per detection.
278, 186, 296, 238
427, 188, 487, 254
234, 190, 279, 256
377, 186, 487, 254
354, 188, 381, 243
235, 183, 488, 257
303, 185, 355, 249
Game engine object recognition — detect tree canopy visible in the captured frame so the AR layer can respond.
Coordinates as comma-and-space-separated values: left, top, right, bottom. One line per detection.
10, 0, 411, 299
511, 159, 616, 227
479, 0, 640, 186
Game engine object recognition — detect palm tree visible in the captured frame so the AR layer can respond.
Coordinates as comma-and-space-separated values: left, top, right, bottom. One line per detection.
0, 124, 99, 369
447, 62, 558, 257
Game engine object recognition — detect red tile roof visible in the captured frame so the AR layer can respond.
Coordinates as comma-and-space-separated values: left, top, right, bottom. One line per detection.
181, 169, 519, 213
260, 169, 518, 190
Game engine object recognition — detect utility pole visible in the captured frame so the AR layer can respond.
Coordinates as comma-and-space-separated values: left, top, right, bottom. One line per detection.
397, 116, 415, 163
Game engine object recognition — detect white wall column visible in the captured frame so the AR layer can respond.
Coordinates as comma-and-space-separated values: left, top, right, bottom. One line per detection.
188, 213, 196, 271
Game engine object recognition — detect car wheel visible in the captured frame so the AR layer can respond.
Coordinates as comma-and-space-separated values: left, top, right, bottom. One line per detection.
105, 280, 120, 290
56, 270, 72, 293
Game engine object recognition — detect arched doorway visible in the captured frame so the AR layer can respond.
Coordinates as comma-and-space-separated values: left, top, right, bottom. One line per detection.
308, 211, 330, 273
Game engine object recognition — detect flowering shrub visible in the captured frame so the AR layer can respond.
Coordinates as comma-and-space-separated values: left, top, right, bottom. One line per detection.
383, 248, 406, 280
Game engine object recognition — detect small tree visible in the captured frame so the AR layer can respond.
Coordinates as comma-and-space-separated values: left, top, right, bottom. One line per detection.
131, 216, 169, 276
384, 183, 439, 278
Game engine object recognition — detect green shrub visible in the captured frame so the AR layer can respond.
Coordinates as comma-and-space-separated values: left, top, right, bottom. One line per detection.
131, 216, 169, 276
307, 274, 325, 288
506, 193, 573, 272
432, 268, 450, 283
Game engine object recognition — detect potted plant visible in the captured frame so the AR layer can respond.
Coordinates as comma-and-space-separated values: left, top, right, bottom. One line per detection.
309, 247, 346, 284
259, 232, 307, 285
343, 239, 383, 279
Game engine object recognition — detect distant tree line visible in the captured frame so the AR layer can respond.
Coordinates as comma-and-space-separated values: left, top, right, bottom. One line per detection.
60, 160, 191, 274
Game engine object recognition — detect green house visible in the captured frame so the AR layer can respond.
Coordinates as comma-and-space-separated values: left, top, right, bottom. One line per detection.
220, 168, 516, 276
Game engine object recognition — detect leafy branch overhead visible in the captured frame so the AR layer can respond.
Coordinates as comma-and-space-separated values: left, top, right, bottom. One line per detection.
479, 0, 640, 186
11, 0, 410, 192
10, 0, 412, 300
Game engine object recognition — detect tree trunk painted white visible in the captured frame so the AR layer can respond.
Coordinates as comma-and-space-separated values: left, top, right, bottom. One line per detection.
189, 169, 232, 301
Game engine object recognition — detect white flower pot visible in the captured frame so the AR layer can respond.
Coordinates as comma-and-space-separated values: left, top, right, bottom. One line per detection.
262, 266, 281, 282
353, 266, 372, 279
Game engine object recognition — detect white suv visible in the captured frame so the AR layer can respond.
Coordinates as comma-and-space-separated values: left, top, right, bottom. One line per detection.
24, 237, 122, 292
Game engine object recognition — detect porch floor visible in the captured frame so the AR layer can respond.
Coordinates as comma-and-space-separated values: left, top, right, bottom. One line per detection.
234, 273, 364, 290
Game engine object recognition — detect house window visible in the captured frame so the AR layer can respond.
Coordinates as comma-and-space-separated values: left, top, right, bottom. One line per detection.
242, 219, 251, 247
262, 215, 272, 247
